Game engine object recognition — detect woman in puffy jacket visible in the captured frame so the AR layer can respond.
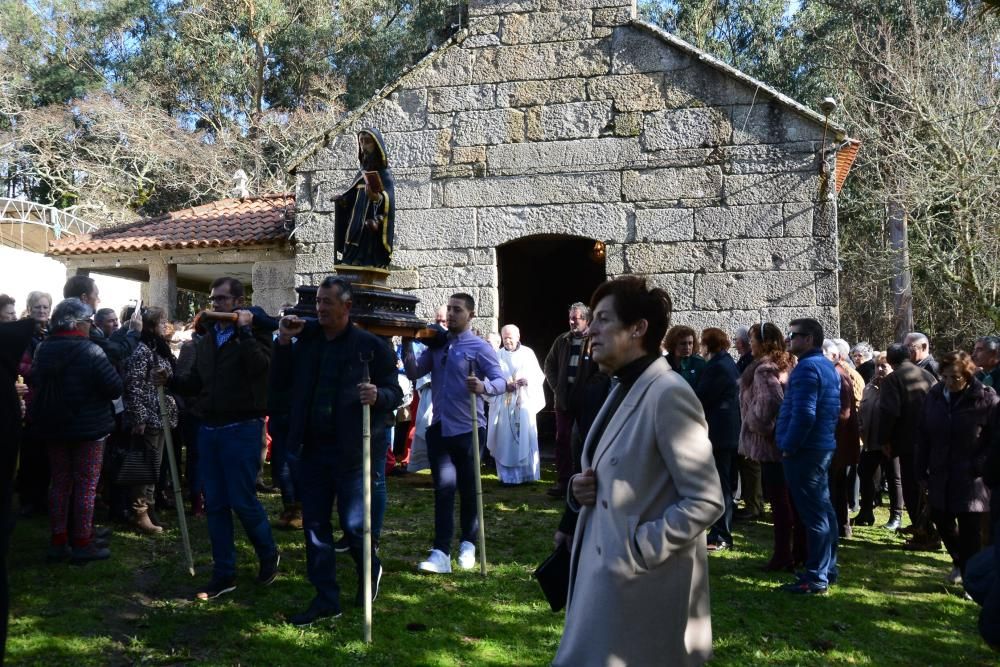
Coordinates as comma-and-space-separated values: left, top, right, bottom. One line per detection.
29, 298, 122, 563
738, 322, 801, 571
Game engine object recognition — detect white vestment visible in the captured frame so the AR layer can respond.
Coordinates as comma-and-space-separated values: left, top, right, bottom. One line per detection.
487, 344, 545, 484
407, 343, 433, 473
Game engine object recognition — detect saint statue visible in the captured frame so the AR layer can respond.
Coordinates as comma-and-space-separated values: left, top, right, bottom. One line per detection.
334, 128, 395, 268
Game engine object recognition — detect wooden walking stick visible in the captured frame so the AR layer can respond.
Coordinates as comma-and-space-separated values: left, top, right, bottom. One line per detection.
467, 356, 488, 576
360, 351, 375, 643
156, 386, 195, 576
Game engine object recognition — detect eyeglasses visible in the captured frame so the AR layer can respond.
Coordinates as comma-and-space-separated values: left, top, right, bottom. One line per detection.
787, 331, 807, 339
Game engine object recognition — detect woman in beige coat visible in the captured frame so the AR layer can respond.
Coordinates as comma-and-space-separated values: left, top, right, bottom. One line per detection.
554, 277, 724, 667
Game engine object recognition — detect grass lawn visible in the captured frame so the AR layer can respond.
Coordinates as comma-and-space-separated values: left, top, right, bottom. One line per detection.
6, 464, 997, 666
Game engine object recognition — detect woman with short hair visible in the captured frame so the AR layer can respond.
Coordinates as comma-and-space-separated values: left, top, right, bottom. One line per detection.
916, 350, 998, 583
29, 298, 122, 563
555, 277, 723, 667
664, 324, 706, 388
696, 327, 741, 551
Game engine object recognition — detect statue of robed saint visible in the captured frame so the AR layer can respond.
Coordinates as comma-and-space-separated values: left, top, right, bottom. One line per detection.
334, 128, 396, 268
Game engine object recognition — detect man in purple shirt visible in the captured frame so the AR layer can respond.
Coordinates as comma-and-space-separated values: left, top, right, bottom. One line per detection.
402, 293, 506, 574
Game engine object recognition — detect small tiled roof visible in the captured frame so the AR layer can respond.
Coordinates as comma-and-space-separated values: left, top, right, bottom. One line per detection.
47, 193, 294, 256
835, 140, 862, 193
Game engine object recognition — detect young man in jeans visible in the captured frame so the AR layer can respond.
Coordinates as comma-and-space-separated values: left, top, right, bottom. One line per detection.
158, 276, 279, 600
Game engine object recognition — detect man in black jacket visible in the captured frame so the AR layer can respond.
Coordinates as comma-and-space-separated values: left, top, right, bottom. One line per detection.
272, 276, 401, 626
158, 276, 279, 601
63, 274, 142, 365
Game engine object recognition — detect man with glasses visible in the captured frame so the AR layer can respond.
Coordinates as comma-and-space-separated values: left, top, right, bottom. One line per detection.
903, 332, 940, 380
157, 276, 279, 601
775, 318, 841, 594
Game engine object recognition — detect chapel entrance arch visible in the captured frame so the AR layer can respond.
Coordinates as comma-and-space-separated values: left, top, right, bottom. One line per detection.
496, 234, 607, 450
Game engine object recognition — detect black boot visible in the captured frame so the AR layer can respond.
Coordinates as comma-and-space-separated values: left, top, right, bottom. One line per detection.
883, 511, 903, 531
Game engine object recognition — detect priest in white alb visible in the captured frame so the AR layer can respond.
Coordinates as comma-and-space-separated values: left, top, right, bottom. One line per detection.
487, 325, 546, 485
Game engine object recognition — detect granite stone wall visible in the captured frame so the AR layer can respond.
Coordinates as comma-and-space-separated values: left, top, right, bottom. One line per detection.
292, 0, 840, 335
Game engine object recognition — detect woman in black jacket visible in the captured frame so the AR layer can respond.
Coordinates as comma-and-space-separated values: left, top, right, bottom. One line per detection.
29, 298, 122, 563
696, 327, 741, 551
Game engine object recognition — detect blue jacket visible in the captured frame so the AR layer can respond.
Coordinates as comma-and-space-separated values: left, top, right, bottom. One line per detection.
775, 348, 840, 453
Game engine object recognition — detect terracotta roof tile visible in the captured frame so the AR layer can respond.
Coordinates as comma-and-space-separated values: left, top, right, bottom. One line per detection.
48, 194, 294, 256
835, 140, 862, 193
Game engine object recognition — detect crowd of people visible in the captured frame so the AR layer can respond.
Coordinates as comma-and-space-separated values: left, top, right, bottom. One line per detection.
1, 272, 999, 664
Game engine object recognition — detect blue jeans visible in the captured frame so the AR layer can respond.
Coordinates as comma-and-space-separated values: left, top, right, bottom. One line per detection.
783, 448, 838, 587
426, 423, 484, 555
199, 419, 277, 579
299, 447, 380, 610
267, 415, 298, 506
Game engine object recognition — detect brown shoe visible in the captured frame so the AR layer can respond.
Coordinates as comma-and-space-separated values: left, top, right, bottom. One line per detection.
132, 508, 163, 535
286, 504, 303, 530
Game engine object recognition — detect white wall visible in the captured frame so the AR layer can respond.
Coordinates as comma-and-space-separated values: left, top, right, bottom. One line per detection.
0, 245, 141, 317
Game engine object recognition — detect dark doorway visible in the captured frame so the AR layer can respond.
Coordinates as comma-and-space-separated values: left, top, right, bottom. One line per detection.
497, 235, 607, 451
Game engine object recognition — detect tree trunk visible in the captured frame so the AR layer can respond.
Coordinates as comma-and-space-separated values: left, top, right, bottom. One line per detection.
888, 198, 912, 343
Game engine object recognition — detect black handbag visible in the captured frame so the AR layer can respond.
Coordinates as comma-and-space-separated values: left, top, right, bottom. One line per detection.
115, 433, 161, 486
533, 541, 571, 612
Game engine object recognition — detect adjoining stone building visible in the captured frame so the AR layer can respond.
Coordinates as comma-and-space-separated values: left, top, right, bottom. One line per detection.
288, 0, 856, 349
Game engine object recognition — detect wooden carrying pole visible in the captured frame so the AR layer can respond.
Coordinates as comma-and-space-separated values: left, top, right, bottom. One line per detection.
467, 357, 488, 576
360, 352, 374, 644
156, 386, 195, 576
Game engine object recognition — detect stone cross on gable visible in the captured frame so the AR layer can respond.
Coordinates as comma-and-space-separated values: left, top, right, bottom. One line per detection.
468, 0, 637, 32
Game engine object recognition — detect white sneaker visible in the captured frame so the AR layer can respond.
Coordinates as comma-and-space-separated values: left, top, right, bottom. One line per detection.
946, 566, 963, 585
458, 541, 476, 570
417, 548, 451, 574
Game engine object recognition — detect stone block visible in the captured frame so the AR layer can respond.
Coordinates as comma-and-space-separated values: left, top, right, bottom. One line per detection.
469, 0, 540, 16
410, 287, 481, 316
470, 248, 497, 265
295, 173, 313, 211
433, 164, 475, 179
611, 27, 689, 74
393, 169, 433, 210
295, 132, 357, 172
486, 137, 641, 175
593, 27, 613, 38
427, 84, 497, 113
470, 15, 501, 34
382, 129, 452, 168
761, 306, 840, 337
478, 287, 498, 318
427, 112, 454, 129
669, 309, 748, 336
420, 264, 497, 288
624, 241, 724, 273
588, 73, 667, 112
463, 34, 503, 48
291, 213, 336, 243
392, 248, 475, 268
645, 148, 715, 169
814, 201, 836, 236
472, 40, 610, 84
443, 171, 621, 208
359, 89, 428, 132
634, 208, 694, 242
638, 272, 695, 310
694, 271, 816, 310
294, 243, 339, 273
502, 10, 592, 44
724, 142, 818, 175
539, 101, 613, 140
613, 112, 642, 136
454, 108, 525, 145
311, 170, 358, 212
724, 237, 837, 271
404, 48, 474, 88
496, 78, 588, 107
724, 172, 819, 205
605, 242, 626, 274
815, 271, 838, 306
622, 166, 723, 201
251, 259, 296, 289
395, 208, 478, 249
478, 203, 630, 246
385, 270, 420, 290
594, 5, 635, 26
731, 101, 825, 145
540, 0, 635, 9
643, 107, 730, 150
470, 316, 498, 334
783, 202, 813, 237
453, 146, 488, 164
694, 204, 783, 240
